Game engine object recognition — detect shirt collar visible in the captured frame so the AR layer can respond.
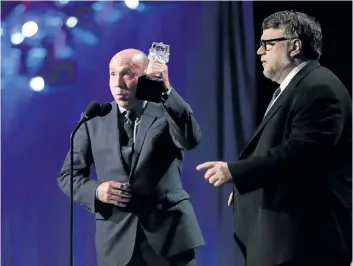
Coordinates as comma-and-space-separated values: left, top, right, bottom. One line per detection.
118, 101, 147, 117
279, 60, 310, 91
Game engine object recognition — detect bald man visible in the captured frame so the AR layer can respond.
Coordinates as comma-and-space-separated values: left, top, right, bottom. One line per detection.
57, 49, 205, 266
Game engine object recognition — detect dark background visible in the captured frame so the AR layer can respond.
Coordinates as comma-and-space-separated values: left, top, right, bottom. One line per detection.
253, 1, 352, 124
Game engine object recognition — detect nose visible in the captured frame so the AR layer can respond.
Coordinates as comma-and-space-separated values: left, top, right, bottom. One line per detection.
111, 75, 125, 88
257, 46, 265, 55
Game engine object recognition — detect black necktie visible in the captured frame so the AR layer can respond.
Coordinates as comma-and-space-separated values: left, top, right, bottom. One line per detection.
121, 110, 135, 172
264, 87, 281, 116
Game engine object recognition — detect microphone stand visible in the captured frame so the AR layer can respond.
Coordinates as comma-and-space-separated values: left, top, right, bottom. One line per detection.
67, 101, 110, 266
69, 116, 88, 266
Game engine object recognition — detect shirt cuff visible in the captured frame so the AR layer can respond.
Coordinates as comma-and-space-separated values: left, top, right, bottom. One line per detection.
165, 86, 172, 95
161, 87, 172, 103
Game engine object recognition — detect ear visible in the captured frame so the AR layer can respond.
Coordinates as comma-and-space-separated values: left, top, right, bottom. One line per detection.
290, 39, 302, 57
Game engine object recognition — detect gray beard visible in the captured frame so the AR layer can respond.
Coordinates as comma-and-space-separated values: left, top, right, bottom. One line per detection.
263, 68, 278, 80
263, 59, 292, 83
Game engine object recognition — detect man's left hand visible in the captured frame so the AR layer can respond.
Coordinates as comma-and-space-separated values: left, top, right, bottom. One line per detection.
145, 59, 171, 90
196, 161, 232, 187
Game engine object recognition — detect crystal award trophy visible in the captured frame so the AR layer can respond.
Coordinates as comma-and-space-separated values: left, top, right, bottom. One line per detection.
135, 42, 170, 102
148, 42, 170, 64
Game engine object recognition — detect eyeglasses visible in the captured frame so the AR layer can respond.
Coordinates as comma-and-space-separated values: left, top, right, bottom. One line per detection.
259, 37, 294, 51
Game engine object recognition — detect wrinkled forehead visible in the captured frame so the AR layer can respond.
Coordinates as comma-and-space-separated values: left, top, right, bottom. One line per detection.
109, 54, 144, 71
261, 28, 285, 40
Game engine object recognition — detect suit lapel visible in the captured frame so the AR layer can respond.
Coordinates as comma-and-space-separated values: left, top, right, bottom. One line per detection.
239, 60, 321, 158
129, 102, 159, 177
104, 102, 124, 165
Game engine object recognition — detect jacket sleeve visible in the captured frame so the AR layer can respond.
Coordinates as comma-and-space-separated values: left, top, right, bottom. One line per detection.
57, 119, 98, 213
161, 88, 202, 150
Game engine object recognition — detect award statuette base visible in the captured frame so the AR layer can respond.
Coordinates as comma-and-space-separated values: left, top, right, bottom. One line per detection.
135, 74, 167, 103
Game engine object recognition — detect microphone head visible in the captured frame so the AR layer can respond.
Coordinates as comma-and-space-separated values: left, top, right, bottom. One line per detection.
85, 101, 101, 118
98, 103, 112, 117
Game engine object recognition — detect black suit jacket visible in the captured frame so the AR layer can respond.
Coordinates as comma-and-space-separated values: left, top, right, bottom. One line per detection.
57, 89, 205, 266
229, 61, 352, 266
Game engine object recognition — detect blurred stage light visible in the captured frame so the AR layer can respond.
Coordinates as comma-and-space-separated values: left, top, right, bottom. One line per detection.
57, 0, 70, 4
26, 47, 48, 70
2, 0, 158, 91
124, 0, 139, 10
29, 77, 45, 92
66, 17, 78, 28
1, 47, 22, 78
45, 14, 64, 28
10, 32, 25, 45
22, 21, 38, 38
92, 1, 104, 11
55, 46, 74, 59
71, 28, 98, 45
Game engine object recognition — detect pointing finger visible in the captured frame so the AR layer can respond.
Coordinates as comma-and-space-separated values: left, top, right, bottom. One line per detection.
196, 161, 217, 171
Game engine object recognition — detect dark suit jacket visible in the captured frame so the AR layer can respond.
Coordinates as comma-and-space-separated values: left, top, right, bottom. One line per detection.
57, 89, 205, 266
229, 61, 352, 266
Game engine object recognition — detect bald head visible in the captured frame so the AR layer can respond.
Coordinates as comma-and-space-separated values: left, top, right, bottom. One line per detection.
109, 48, 149, 109
110, 48, 149, 70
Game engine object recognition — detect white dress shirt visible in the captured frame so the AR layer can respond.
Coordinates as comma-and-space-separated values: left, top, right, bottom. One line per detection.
266, 61, 310, 114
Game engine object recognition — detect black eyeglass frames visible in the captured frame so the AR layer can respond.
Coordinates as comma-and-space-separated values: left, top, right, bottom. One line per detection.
259, 37, 295, 50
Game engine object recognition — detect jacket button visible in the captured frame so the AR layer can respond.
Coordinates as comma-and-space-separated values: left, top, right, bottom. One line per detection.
130, 179, 135, 184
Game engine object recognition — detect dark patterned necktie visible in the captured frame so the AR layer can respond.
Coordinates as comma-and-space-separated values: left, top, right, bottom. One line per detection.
121, 110, 135, 172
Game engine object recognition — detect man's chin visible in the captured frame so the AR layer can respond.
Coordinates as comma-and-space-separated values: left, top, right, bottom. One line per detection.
115, 98, 129, 107
263, 69, 274, 80
115, 98, 141, 109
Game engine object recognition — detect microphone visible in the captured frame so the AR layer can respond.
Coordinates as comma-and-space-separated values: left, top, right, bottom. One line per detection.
69, 101, 111, 266
97, 102, 112, 117
84, 101, 101, 118
83, 101, 112, 120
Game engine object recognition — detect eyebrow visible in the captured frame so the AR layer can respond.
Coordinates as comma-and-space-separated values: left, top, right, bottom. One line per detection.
109, 67, 130, 72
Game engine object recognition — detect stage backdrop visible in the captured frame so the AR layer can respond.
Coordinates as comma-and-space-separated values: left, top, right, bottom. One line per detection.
1, 2, 256, 266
